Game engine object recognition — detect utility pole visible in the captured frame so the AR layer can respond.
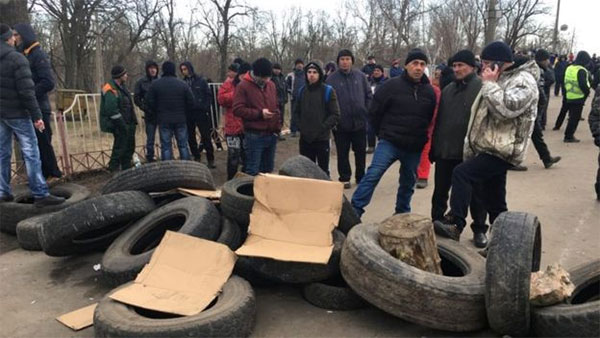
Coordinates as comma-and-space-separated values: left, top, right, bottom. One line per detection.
95, 18, 103, 91
485, 0, 499, 45
551, 0, 561, 53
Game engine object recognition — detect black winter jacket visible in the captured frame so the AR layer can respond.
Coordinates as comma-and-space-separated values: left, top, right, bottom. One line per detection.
0, 41, 41, 120
271, 72, 288, 106
181, 61, 211, 122
430, 73, 482, 161
589, 85, 599, 147
370, 72, 436, 152
326, 68, 373, 132
13, 23, 54, 115
134, 60, 158, 121
146, 75, 194, 125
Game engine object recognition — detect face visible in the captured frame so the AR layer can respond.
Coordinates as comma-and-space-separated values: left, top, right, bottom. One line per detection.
434, 69, 442, 79
273, 68, 281, 76
295, 63, 304, 71
148, 66, 158, 77
373, 68, 383, 78
306, 68, 320, 84
180, 65, 189, 77
405, 60, 426, 81
368, 58, 376, 64
6, 35, 16, 47
540, 59, 550, 67
338, 56, 353, 71
119, 73, 128, 82
453, 62, 475, 80
12, 31, 22, 46
226, 69, 237, 79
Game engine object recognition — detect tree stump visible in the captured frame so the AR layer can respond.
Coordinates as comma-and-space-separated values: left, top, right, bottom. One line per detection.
378, 213, 443, 274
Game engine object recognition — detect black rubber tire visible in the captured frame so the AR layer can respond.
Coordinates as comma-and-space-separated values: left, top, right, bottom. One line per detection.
151, 192, 187, 208
16, 214, 50, 251
38, 191, 155, 256
94, 275, 256, 337
217, 217, 243, 251
302, 275, 367, 311
531, 259, 600, 337
340, 223, 487, 332
220, 176, 254, 230
101, 160, 215, 194
278, 155, 361, 234
101, 197, 221, 286
0, 183, 90, 235
485, 211, 542, 336
235, 230, 345, 284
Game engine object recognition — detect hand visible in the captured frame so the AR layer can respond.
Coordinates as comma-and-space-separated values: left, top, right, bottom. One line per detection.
262, 109, 275, 120
34, 119, 45, 132
482, 65, 500, 82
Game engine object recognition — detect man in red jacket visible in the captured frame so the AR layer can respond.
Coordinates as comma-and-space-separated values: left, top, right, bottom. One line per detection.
218, 63, 246, 179
233, 58, 281, 175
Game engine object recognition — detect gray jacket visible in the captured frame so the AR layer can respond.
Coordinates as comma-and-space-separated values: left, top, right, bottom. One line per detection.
326, 68, 372, 132
465, 60, 539, 166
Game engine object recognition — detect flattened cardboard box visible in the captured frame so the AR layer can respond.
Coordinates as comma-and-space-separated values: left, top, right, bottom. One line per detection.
56, 303, 97, 331
236, 174, 343, 264
110, 231, 236, 316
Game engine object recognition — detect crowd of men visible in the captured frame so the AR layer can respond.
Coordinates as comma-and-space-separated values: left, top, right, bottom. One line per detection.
1, 20, 599, 249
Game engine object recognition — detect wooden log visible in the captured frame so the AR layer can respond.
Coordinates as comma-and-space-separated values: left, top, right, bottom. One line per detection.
378, 213, 443, 274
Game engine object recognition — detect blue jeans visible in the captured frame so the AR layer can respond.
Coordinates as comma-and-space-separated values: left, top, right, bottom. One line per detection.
351, 139, 421, 217
243, 132, 277, 176
0, 118, 49, 198
145, 121, 157, 161
159, 123, 190, 160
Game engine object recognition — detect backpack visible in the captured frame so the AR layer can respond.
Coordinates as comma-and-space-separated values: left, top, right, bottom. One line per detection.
298, 84, 333, 103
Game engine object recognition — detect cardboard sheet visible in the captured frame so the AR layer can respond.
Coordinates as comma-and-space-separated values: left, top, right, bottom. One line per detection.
109, 231, 236, 316
177, 188, 221, 199
235, 174, 343, 264
56, 303, 97, 331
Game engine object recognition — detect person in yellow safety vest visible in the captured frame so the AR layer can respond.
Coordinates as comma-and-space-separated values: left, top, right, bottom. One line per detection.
557, 51, 592, 143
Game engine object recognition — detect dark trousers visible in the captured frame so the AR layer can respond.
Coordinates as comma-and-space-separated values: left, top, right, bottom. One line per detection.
366, 121, 377, 148
564, 102, 585, 139
299, 138, 330, 176
243, 132, 277, 176
145, 120, 157, 161
108, 124, 136, 171
554, 81, 563, 96
540, 88, 551, 128
35, 114, 62, 178
554, 97, 569, 129
596, 152, 600, 199
449, 154, 512, 230
333, 129, 366, 183
278, 103, 285, 128
290, 101, 299, 133
187, 119, 214, 162
432, 159, 488, 233
226, 134, 244, 180
532, 119, 551, 162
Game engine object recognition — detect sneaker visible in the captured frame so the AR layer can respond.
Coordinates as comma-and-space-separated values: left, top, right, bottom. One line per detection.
543, 156, 561, 169
509, 164, 528, 171
473, 232, 488, 248
416, 178, 428, 189
342, 181, 351, 189
366, 147, 374, 154
0, 194, 14, 203
207, 161, 217, 169
564, 137, 580, 143
34, 194, 65, 208
433, 220, 461, 241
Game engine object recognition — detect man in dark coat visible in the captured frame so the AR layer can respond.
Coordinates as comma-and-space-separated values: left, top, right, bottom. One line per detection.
589, 85, 599, 200
271, 63, 288, 140
0, 24, 64, 206
351, 49, 436, 217
535, 49, 555, 130
180, 61, 215, 167
326, 49, 373, 188
134, 60, 159, 162
554, 55, 568, 96
146, 61, 194, 161
286, 58, 305, 137
13, 23, 62, 180
362, 55, 377, 79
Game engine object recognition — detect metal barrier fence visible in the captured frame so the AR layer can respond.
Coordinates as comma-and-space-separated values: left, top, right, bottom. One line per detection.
10, 83, 224, 179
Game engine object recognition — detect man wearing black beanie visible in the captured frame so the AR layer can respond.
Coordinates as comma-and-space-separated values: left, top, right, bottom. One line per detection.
145, 61, 195, 161
286, 58, 305, 137
435, 41, 540, 243
327, 49, 373, 189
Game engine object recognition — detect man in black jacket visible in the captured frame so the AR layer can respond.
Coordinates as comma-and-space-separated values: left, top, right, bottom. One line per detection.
430, 50, 488, 248
589, 84, 599, 200
294, 62, 340, 175
351, 49, 436, 217
272, 63, 288, 141
146, 61, 194, 161
536, 49, 554, 130
180, 61, 215, 168
0, 24, 64, 206
134, 60, 159, 162
13, 23, 62, 180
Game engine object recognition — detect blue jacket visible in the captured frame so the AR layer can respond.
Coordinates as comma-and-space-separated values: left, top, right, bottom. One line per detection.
181, 61, 211, 122
13, 23, 55, 115
326, 68, 373, 132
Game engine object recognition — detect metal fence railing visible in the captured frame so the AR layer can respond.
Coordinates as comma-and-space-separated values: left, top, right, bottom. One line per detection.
10, 83, 225, 180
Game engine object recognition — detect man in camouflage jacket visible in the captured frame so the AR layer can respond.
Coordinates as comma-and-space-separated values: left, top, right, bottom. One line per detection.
589, 84, 599, 200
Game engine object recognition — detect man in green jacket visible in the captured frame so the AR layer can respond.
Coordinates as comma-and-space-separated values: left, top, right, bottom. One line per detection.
294, 62, 340, 175
100, 65, 138, 171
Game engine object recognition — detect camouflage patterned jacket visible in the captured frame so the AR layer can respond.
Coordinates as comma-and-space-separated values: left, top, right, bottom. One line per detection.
465, 60, 540, 166
589, 85, 599, 147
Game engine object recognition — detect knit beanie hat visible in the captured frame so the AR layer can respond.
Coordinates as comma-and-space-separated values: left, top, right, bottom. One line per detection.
294, 58, 304, 66
238, 62, 252, 74
405, 48, 429, 65
272, 63, 282, 70
337, 49, 355, 64
228, 63, 240, 72
111, 65, 126, 79
1, 24, 13, 42
535, 49, 550, 62
252, 57, 273, 77
481, 41, 513, 62
161, 61, 176, 76
451, 50, 477, 67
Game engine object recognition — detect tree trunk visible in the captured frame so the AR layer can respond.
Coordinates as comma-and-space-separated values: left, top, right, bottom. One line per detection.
378, 213, 443, 274
0, 0, 29, 26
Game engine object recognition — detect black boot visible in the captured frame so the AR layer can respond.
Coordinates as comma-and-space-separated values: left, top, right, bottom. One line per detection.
433, 219, 461, 241
34, 194, 65, 208
509, 164, 528, 171
543, 156, 561, 169
473, 232, 488, 248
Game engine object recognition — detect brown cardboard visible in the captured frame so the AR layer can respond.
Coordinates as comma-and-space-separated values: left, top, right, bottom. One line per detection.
235, 174, 343, 264
56, 303, 97, 331
177, 188, 221, 200
109, 231, 236, 316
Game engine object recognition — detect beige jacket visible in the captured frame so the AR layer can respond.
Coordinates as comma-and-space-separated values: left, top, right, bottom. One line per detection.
465, 60, 540, 166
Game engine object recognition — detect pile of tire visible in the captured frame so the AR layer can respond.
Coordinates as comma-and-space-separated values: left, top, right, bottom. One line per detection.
340, 210, 599, 336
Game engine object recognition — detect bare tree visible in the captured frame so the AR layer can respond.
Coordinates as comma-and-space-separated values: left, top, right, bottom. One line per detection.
114, 0, 164, 63
500, 0, 550, 49
155, 0, 181, 61
0, 0, 29, 25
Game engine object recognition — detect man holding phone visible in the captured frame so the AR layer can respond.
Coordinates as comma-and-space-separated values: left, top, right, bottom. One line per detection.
434, 41, 539, 242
